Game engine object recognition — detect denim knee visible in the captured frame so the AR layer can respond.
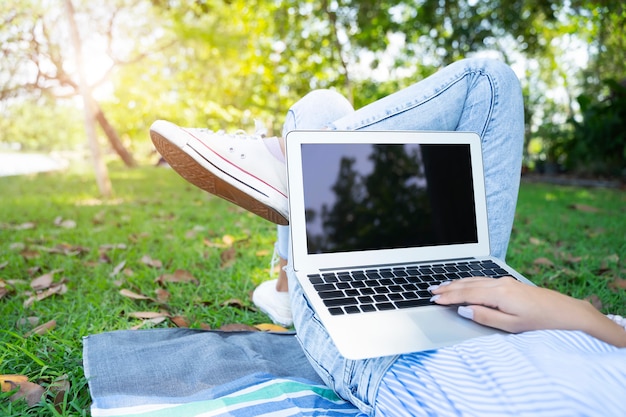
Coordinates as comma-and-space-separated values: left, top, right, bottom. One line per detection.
283, 89, 354, 135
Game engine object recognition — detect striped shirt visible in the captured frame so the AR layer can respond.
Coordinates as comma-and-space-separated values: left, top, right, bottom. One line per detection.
375, 330, 626, 416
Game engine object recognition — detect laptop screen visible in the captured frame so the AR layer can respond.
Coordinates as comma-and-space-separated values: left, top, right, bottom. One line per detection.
301, 143, 478, 254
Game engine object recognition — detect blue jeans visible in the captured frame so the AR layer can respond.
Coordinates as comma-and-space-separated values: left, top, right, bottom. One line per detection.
279, 58, 524, 415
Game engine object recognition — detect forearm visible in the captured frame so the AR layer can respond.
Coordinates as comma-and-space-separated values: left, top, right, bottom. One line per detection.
579, 304, 626, 348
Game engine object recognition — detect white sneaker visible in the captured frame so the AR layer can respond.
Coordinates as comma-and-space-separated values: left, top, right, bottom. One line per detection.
252, 279, 293, 327
150, 120, 289, 225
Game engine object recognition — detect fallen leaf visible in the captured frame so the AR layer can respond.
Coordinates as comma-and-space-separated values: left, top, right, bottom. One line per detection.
127, 311, 170, 319
0, 375, 45, 407
23, 283, 68, 308
220, 247, 236, 269
221, 298, 254, 311
10, 242, 26, 251
155, 288, 170, 302
219, 323, 258, 332
170, 316, 190, 328
110, 260, 127, 277
30, 270, 61, 291
155, 269, 199, 285
584, 294, 603, 310
25, 319, 56, 337
16, 317, 40, 328
141, 255, 163, 268
49, 374, 70, 413
256, 249, 270, 257
100, 243, 127, 251
533, 257, 555, 268
119, 289, 153, 301
529, 237, 543, 245
20, 249, 40, 260
0, 261, 7, 269
130, 316, 167, 330
40, 243, 89, 256
1, 375, 29, 391
609, 278, 626, 291
569, 204, 600, 213
14, 222, 37, 230
254, 323, 289, 332
222, 234, 235, 246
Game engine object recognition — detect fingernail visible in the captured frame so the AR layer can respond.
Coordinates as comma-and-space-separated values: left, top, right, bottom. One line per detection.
427, 285, 439, 292
458, 306, 474, 320
429, 294, 441, 302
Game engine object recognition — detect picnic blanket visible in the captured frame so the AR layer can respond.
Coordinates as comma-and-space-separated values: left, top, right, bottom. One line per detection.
83, 328, 364, 416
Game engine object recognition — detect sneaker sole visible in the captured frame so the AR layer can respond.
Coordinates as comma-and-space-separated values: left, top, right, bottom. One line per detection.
151, 129, 289, 225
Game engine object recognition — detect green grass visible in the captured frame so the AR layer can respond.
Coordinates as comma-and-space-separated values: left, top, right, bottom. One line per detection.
0, 166, 624, 416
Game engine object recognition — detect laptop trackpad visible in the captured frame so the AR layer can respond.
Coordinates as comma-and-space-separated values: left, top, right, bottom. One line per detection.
410, 306, 500, 345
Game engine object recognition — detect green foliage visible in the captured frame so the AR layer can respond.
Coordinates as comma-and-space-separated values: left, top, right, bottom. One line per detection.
1, 0, 625, 176
0, 99, 85, 152
565, 79, 626, 177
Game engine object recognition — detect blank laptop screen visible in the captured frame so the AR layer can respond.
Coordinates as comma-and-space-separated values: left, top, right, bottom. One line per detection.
301, 143, 478, 254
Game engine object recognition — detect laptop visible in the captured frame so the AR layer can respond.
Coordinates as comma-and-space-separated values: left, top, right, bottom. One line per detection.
284, 130, 534, 359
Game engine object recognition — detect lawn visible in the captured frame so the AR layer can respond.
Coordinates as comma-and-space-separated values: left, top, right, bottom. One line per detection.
1, 165, 624, 416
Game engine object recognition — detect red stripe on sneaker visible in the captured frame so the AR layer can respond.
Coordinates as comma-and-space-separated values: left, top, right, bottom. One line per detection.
183, 128, 287, 198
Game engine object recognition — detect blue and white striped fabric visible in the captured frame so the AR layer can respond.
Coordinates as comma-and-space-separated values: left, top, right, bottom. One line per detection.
375, 330, 626, 416
90, 373, 365, 417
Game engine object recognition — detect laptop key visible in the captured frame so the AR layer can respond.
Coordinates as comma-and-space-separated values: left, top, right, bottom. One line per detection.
314, 283, 336, 292
324, 297, 358, 307
360, 304, 376, 312
328, 307, 344, 315
376, 302, 395, 311
344, 305, 361, 314
395, 298, 433, 309
318, 290, 345, 299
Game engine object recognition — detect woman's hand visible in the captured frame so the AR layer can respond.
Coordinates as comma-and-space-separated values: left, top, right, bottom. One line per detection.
430, 276, 626, 347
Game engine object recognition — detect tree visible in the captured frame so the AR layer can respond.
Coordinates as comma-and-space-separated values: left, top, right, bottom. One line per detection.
0, 0, 169, 167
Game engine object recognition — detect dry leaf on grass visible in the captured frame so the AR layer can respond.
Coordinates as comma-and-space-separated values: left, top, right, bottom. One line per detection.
219, 323, 258, 332
141, 255, 163, 268
584, 294, 603, 310
155, 269, 199, 285
30, 270, 62, 291
220, 247, 236, 269
23, 283, 68, 308
568, 204, 601, 213
25, 319, 56, 337
533, 257, 555, 268
119, 289, 154, 301
53, 217, 77, 229
110, 260, 127, 277
155, 288, 171, 302
16, 317, 40, 328
170, 316, 191, 328
0, 374, 45, 407
127, 311, 170, 320
130, 316, 168, 330
609, 278, 626, 291
254, 323, 289, 332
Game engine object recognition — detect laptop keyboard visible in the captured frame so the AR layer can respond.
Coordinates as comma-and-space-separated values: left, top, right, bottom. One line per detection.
307, 260, 510, 316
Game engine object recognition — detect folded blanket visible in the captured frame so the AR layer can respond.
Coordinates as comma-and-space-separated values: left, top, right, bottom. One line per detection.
83, 328, 364, 416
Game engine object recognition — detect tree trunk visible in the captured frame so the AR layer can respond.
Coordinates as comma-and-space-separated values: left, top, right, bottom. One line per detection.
93, 101, 137, 167
64, 0, 113, 197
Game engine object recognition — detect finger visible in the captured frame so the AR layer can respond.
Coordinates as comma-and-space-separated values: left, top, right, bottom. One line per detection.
430, 277, 497, 294
431, 282, 505, 308
458, 305, 524, 333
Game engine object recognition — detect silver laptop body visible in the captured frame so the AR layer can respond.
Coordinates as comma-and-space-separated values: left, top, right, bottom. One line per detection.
285, 130, 533, 359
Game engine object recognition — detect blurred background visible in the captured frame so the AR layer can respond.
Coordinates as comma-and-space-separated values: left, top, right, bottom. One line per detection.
1, 0, 624, 192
